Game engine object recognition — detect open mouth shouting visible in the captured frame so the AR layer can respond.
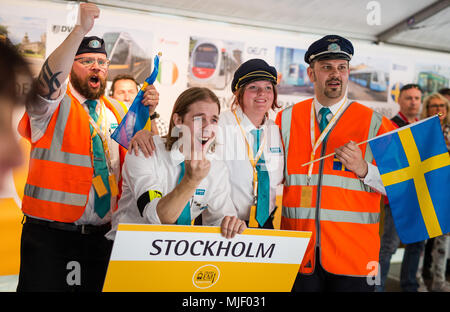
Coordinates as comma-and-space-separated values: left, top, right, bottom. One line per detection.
88, 74, 100, 89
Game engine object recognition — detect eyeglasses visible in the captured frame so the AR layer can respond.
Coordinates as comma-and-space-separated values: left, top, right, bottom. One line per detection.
428, 103, 446, 109
74, 57, 110, 68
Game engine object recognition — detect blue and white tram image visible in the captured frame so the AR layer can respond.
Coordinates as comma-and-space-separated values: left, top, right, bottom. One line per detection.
286, 63, 310, 86
189, 39, 241, 90
349, 68, 388, 92
103, 32, 152, 84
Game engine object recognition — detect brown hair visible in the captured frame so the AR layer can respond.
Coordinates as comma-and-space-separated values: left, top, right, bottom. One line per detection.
110, 74, 139, 95
230, 81, 280, 113
165, 87, 221, 151
0, 40, 33, 104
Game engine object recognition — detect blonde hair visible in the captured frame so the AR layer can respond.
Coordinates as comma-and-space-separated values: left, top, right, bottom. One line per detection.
421, 92, 449, 125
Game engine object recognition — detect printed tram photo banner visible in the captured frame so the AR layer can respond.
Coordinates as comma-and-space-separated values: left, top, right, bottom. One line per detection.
103, 224, 311, 292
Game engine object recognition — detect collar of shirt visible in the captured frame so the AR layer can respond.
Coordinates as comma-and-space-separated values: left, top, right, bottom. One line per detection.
234, 105, 268, 132
397, 111, 418, 124
314, 95, 348, 123
69, 81, 99, 113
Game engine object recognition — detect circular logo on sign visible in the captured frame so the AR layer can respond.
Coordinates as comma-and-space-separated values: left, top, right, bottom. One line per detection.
192, 264, 220, 289
88, 39, 101, 48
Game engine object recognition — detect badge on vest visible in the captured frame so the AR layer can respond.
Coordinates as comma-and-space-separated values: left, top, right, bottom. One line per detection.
195, 189, 205, 196
300, 186, 313, 208
92, 174, 119, 198
92, 175, 108, 198
270, 147, 282, 154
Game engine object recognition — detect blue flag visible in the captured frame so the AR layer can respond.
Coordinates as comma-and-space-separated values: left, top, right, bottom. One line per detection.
369, 115, 450, 244
111, 54, 160, 149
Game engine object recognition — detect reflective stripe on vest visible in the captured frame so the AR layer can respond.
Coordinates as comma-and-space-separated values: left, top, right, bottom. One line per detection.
24, 94, 91, 207
280, 105, 294, 178
364, 110, 383, 164
282, 206, 380, 224
24, 184, 87, 207
285, 173, 365, 192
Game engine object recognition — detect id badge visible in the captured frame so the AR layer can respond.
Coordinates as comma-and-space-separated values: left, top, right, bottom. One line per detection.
300, 186, 313, 208
92, 175, 108, 198
108, 174, 119, 197
248, 205, 259, 228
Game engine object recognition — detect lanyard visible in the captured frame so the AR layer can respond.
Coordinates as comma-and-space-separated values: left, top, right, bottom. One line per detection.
87, 99, 114, 175
307, 97, 348, 184
232, 110, 267, 202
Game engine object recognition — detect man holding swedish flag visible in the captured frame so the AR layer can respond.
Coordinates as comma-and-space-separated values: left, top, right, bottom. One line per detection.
275, 35, 395, 292
16, 3, 158, 291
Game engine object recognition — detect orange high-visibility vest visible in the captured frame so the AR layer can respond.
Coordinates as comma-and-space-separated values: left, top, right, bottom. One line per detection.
275, 98, 395, 276
18, 92, 127, 223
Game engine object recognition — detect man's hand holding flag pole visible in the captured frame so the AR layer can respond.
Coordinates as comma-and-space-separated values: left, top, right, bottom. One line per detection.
301, 114, 450, 244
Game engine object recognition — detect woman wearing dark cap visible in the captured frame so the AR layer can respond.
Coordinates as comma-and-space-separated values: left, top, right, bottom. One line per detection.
217, 59, 284, 229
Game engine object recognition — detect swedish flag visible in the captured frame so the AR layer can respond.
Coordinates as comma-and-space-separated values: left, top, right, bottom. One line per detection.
369, 115, 450, 244
111, 54, 160, 149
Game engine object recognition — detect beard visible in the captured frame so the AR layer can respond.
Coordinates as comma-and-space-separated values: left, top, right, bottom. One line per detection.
70, 69, 106, 100
324, 78, 343, 99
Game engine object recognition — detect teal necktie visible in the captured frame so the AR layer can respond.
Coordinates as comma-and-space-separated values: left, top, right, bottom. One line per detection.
319, 107, 332, 132
176, 161, 191, 225
86, 100, 110, 218
250, 128, 270, 227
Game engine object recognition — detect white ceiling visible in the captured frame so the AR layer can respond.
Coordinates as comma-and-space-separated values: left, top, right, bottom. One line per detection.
90, 0, 450, 52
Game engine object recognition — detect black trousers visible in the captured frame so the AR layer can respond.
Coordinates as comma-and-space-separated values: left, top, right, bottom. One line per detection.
291, 249, 375, 292
17, 221, 113, 292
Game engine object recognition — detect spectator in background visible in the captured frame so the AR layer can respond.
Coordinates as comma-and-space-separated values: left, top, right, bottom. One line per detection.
439, 88, 450, 102
377, 84, 427, 292
0, 40, 33, 190
415, 92, 450, 292
110, 74, 169, 137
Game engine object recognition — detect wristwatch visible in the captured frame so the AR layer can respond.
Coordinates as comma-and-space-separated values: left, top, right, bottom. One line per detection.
150, 112, 159, 120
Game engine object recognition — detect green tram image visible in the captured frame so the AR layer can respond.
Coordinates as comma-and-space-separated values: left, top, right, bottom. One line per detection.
417, 72, 449, 96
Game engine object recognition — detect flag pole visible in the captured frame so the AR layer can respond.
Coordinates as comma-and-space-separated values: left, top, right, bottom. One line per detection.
300, 139, 371, 167
300, 114, 442, 167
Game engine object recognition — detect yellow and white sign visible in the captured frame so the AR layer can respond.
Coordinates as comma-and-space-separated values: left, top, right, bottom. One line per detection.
103, 224, 311, 292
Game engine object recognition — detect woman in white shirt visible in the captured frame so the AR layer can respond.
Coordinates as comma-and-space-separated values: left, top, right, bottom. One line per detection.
218, 59, 284, 228
108, 87, 246, 240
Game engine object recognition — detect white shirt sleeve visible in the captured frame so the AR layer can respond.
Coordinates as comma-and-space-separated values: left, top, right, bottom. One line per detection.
122, 151, 165, 224
28, 81, 68, 143
363, 161, 386, 195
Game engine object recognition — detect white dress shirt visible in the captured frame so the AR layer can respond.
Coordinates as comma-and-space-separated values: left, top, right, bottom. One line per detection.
27, 81, 122, 225
106, 136, 237, 240
217, 107, 284, 221
314, 96, 386, 195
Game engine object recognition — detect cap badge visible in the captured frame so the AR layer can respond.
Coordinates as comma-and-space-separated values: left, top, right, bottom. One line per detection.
328, 43, 341, 52
88, 39, 101, 48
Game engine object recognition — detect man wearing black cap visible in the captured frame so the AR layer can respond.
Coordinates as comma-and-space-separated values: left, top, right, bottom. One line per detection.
275, 35, 395, 291
16, 3, 158, 291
